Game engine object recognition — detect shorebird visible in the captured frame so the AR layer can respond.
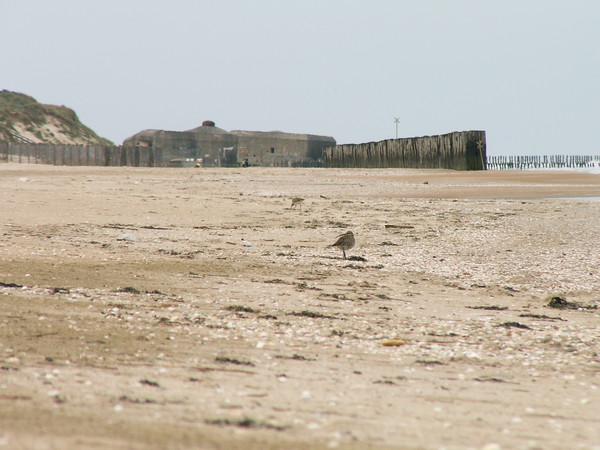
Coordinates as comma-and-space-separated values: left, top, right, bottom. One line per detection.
290, 197, 305, 210
329, 231, 355, 260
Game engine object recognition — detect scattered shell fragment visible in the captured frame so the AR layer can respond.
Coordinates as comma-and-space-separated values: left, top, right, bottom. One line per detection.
117, 233, 140, 242
381, 339, 408, 347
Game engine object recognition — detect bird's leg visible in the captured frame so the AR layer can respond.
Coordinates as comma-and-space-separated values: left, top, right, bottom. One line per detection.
343, 250, 346, 259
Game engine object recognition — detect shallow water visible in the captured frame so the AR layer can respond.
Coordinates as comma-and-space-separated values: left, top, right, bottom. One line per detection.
551, 196, 600, 200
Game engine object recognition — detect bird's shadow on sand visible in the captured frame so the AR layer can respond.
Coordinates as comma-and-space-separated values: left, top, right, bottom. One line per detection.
319, 255, 367, 262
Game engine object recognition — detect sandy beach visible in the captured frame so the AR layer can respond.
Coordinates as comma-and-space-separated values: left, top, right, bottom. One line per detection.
0, 164, 599, 449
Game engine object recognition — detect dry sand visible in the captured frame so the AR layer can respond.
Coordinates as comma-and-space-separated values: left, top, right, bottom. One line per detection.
0, 164, 599, 449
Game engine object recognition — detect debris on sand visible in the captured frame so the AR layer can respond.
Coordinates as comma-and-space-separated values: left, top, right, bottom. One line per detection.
547, 296, 597, 310
0, 281, 23, 288
467, 305, 508, 311
348, 255, 367, 262
205, 417, 287, 431
225, 305, 260, 313
498, 321, 532, 330
518, 313, 565, 321
289, 310, 335, 319
384, 224, 414, 229
215, 356, 255, 367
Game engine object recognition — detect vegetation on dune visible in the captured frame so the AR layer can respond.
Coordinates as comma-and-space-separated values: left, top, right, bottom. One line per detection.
0, 90, 113, 145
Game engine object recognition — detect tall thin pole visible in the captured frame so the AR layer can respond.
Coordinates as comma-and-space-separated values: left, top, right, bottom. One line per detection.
394, 117, 400, 139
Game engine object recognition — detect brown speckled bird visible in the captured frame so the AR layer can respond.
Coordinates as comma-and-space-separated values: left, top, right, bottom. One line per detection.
329, 231, 355, 260
291, 197, 305, 210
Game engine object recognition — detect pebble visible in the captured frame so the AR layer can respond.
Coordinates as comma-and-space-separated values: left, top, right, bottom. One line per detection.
117, 233, 140, 242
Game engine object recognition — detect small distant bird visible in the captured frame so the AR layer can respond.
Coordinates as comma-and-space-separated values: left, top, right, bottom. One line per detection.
290, 197, 305, 210
329, 231, 355, 260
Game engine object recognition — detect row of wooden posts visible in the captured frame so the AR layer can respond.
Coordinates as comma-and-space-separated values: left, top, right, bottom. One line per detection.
0, 142, 156, 166
0, 142, 320, 168
322, 131, 487, 170
1, 140, 597, 170
487, 155, 598, 170
1, 133, 488, 170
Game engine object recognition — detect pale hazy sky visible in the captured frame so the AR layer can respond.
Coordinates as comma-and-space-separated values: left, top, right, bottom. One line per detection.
2, 1, 598, 155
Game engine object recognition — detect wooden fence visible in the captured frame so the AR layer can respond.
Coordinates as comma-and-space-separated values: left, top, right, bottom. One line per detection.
486, 155, 597, 170
323, 131, 486, 170
0, 142, 157, 166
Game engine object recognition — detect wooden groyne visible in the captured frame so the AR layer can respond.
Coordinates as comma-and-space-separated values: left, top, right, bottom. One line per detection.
0, 142, 319, 168
0, 142, 156, 166
4, 140, 596, 172
487, 155, 597, 170
323, 131, 486, 170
